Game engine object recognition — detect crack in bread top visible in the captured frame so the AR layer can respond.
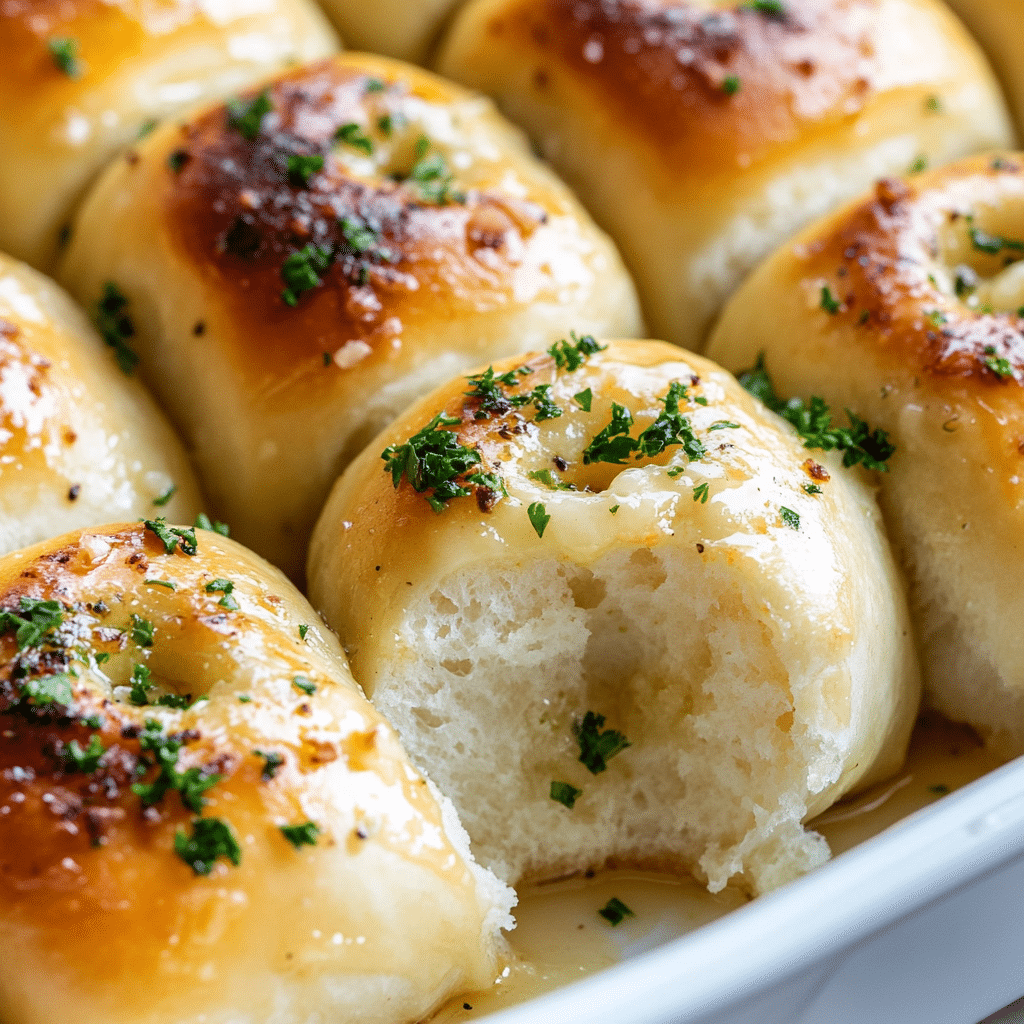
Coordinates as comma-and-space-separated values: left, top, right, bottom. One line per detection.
162, 59, 550, 385
488, 0, 877, 170
793, 157, 1024, 383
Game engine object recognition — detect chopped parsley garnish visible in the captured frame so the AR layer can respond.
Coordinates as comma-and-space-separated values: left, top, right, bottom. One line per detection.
378, 113, 395, 135
635, 381, 705, 461
708, 421, 740, 431
780, 506, 800, 530
968, 220, 1024, 256
157, 694, 192, 710
515, 383, 562, 421
738, 354, 895, 471
365, 77, 385, 92
954, 265, 977, 298
693, 482, 709, 503
227, 90, 272, 141
48, 37, 82, 77
925, 94, 942, 113
130, 614, 154, 648
925, 309, 947, 328
335, 122, 374, 155
548, 332, 605, 371
153, 484, 177, 507
64, 734, 105, 773
167, 149, 189, 173
908, 155, 927, 174
144, 579, 176, 590
929, 783, 950, 795
238, 694, 252, 703
406, 138, 464, 204
175, 817, 241, 875
254, 749, 285, 781
20, 673, 74, 708
740, 0, 786, 15
292, 675, 316, 696
143, 517, 198, 556
722, 75, 740, 95
298, 624, 309, 640
820, 286, 842, 314
194, 513, 230, 536
0, 596, 64, 650
574, 388, 593, 412
609, 504, 620, 514
583, 402, 636, 465
528, 501, 550, 538
527, 469, 573, 491
95, 282, 139, 374
381, 412, 483, 513
550, 781, 581, 808
137, 119, 158, 139
802, 483, 823, 495
280, 821, 320, 848
574, 712, 630, 775
281, 243, 333, 306
129, 663, 153, 705
464, 365, 528, 419
93, 653, 110, 665
205, 579, 239, 611
287, 153, 324, 188
339, 215, 379, 254
598, 897, 634, 926
132, 719, 220, 813
983, 346, 1014, 379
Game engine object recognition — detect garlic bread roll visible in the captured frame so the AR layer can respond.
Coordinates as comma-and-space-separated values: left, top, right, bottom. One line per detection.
0, 0, 338, 272
308, 339, 919, 895
0, 522, 513, 1024
943, 0, 1024, 136
437, 0, 1015, 351
707, 153, 1024, 759
59, 54, 643, 582
318, 0, 465, 64
0, 253, 202, 557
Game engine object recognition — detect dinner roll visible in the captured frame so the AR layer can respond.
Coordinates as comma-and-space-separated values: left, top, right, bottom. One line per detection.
943, 0, 1024, 136
0, 0, 338, 272
58, 55, 643, 582
0, 522, 513, 1024
308, 339, 920, 895
437, 0, 1015, 351
0, 252, 202, 557
707, 153, 1024, 759
317, 0, 465, 64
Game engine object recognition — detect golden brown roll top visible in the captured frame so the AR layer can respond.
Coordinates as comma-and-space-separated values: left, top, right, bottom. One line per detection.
707, 152, 1024, 757
308, 339, 919, 894
437, 0, 1015, 350
58, 53, 644, 581
0, 522, 513, 1024
0, 252, 202, 556
0, 0, 339, 272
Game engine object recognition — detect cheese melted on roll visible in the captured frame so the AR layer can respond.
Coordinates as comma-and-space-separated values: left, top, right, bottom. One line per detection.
0, 0, 339, 273
308, 339, 920, 895
0, 252, 201, 557
437, 0, 1015, 351
0, 522, 513, 1024
708, 152, 1024, 760
58, 53, 644, 582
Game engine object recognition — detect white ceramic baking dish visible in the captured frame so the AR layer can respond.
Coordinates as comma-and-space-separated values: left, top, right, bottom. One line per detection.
482, 753, 1024, 1024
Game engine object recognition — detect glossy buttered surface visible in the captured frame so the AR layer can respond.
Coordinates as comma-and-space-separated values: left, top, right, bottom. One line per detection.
309, 339, 919, 896
0, 251, 201, 556
59, 52, 643, 581
0, 522, 513, 1024
438, 0, 1015, 350
0, 0, 339, 272
708, 152, 1024, 759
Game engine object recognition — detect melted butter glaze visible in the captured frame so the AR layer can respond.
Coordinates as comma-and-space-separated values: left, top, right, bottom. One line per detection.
164, 59, 548, 384
487, 0, 877, 170
793, 158, 1024, 381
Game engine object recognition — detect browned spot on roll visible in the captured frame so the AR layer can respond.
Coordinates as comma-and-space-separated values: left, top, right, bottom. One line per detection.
493, 0, 878, 171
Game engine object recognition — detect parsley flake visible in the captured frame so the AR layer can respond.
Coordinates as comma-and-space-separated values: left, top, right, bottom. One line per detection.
157, 694, 192, 710
802, 483, 823, 495
738, 355, 895, 471
194, 513, 230, 536
574, 712, 630, 775
227, 91, 272, 141
528, 501, 550, 538
280, 821, 320, 848
292, 675, 316, 696
550, 781, 581, 808
693, 482, 709, 503
406, 138, 464, 204
298, 624, 309, 640
583, 402, 636, 465
722, 75, 740, 95
287, 153, 324, 188
339, 215, 379, 254
780, 506, 800, 530
95, 283, 139, 374
153, 484, 177, 507
598, 897, 634, 926
130, 614, 154, 648
969, 220, 1024, 256
820, 286, 842, 314
21, 673, 74, 708
64, 734, 105, 774
175, 817, 241, 875
132, 719, 220, 813
740, 0, 786, 14
548, 332, 605, 371
167, 149, 189, 174
128, 663, 153, 705
281, 243, 333, 306
254, 750, 285, 781
574, 388, 593, 412
205, 578, 239, 611
144, 579, 176, 590
983, 346, 1014, 379
143, 517, 198, 556
335, 122, 374, 155
48, 37, 82, 77
0, 596, 64, 650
